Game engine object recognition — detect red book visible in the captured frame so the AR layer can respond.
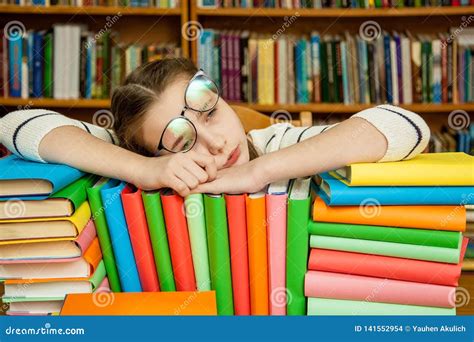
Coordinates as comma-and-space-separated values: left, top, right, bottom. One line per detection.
308, 238, 468, 287
225, 194, 251, 315
161, 191, 196, 291
121, 185, 160, 292
452, 0, 460, 5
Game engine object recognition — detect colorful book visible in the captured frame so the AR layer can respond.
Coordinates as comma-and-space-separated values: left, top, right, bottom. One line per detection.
315, 172, 474, 206
61, 291, 217, 316
100, 179, 141, 292
308, 221, 462, 248
305, 271, 456, 308
308, 238, 468, 286
86, 177, 121, 292
225, 194, 250, 316
312, 196, 466, 232
0, 201, 91, 243
184, 194, 211, 291
160, 190, 196, 291
142, 190, 176, 292
0, 155, 84, 199
333, 152, 474, 186
266, 181, 289, 315
121, 185, 160, 292
246, 191, 268, 315
203, 194, 234, 315
309, 235, 463, 264
286, 177, 312, 316
307, 298, 455, 315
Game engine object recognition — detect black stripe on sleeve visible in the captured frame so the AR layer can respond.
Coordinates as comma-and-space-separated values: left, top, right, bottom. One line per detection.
377, 106, 422, 159
12, 113, 60, 158
80, 122, 92, 134
297, 127, 312, 143
105, 129, 118, 145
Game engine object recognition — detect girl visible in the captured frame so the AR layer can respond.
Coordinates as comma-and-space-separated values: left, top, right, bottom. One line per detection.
1, 58, 430, 196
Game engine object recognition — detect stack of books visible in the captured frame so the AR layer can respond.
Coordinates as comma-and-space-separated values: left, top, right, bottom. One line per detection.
0, 155, 109, 315
306, 152, 474, 315
462, 204, 474, 270
197, 28, 474, 105
2, 24, 181, 100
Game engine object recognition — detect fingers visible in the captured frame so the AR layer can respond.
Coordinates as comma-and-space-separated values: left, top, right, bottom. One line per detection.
187, 151, 217, 181
170, 178, 190, 197
183, 157, 209, 183
174, 167, 200, 190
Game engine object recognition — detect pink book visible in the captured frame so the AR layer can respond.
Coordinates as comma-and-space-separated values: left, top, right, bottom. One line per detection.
265, 190, 288, 315
305, 271, 456, 308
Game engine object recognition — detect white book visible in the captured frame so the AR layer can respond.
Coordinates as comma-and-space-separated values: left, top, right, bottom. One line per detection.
70, 25, 81, 99
53, 25, 63, 99
390, 38, 399, 105
401, 34, 413, 104
287, 36, 295, 104
4, 280, 92, 301
8, 301, 64, 315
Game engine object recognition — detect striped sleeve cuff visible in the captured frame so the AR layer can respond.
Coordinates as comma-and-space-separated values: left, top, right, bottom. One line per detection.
352, 104, 431, 162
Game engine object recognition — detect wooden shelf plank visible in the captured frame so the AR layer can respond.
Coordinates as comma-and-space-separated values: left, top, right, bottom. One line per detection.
1, 97, 473, 113
196, 6, 474, 17
0, 5, 182, 16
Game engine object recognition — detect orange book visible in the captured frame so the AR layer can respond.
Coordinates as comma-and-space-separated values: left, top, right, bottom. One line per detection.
312, 196, 466, 232
245, 192, 268, 315
60, 291, 217, 315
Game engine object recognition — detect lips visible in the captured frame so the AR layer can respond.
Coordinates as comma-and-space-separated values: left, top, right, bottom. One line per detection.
223, 146, 241, 168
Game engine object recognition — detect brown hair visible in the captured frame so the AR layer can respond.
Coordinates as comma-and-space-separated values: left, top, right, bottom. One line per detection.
111, 57, 260, 160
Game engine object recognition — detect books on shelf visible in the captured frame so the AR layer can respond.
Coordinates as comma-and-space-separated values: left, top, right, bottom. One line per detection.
0, 1, 179, 8
197, 28, 474, 105
198, 1, 472, 8
1, 23, 181, 100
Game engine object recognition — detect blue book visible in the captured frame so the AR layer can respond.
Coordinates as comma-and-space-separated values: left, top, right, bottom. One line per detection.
100, 179, 142, 292
32, 32, 44, 98
8, 36, 22, 97
383, 33, 393, 103
27, 33, 34, 98
85, 37, 92, 99
314, 172, 474, 206
0, 155, 85, 200
394, 34, 403, 103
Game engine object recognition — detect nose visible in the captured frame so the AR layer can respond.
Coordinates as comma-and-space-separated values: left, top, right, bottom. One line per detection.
195, 123, 226, 155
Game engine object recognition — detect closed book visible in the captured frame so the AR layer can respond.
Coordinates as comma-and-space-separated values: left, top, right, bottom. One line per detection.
246, 191, 268, 315
184, 194, 211, 291
0, 155, 84, 199
308, 221, 462, 248
305, 271, 456, 308
286, 177, 311, 316
312, 196, 466, 232
0, 201, 91, 244
307, 298, 455, 315
100, 180, 141, 292
310, 234, 462, 264
266, 182, 289, 315
0, 174, 96, 220
8, 36, 22, 98
204, 194, 233, 315
121, 185, 160, 292
86, 177, 121, 292
161, 190, 196, 291
61, 291, 217, 316
142, 190, 176, 292
225, 194, 250, 315
334, 152, 474, 186
308, 238, 467, 287
315, 172, 474, 206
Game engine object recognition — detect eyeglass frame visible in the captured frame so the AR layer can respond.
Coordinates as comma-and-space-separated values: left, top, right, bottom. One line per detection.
155, 69, 220, 156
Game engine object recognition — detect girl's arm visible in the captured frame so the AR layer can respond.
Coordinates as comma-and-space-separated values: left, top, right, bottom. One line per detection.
193, 105, 431, 194
1, 109, 216, 196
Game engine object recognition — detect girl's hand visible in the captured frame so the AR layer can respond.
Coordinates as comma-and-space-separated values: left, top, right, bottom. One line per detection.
190, 160, 268, 195
133, 151, 217, 196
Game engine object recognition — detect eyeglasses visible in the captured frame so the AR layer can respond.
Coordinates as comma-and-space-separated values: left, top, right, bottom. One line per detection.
155, 69, 220, 155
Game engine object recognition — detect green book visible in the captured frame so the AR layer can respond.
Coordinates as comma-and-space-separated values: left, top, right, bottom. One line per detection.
310, 235, 462, 264
308, 221, 462, 249
86, 178, 122, 292
286, 177, 312, 316
319, 40, 329, 102
203, 194, 233, 316
142, 190, 176, 292
307, 298, 455, 316
43, 31, 53, 98
51, 174, 97, 211
184, 194, 211, 291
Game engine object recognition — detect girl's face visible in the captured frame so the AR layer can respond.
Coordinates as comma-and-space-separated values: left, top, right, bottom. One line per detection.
138, 77, 250, 169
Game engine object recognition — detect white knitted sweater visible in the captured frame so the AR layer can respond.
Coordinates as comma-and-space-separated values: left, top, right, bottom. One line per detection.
0, 104, 430, 163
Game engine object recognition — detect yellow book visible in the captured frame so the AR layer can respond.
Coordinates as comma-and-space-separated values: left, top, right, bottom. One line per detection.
332, 152, 474, 186
257, 36, 266, 104
0, 201, 91, 245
